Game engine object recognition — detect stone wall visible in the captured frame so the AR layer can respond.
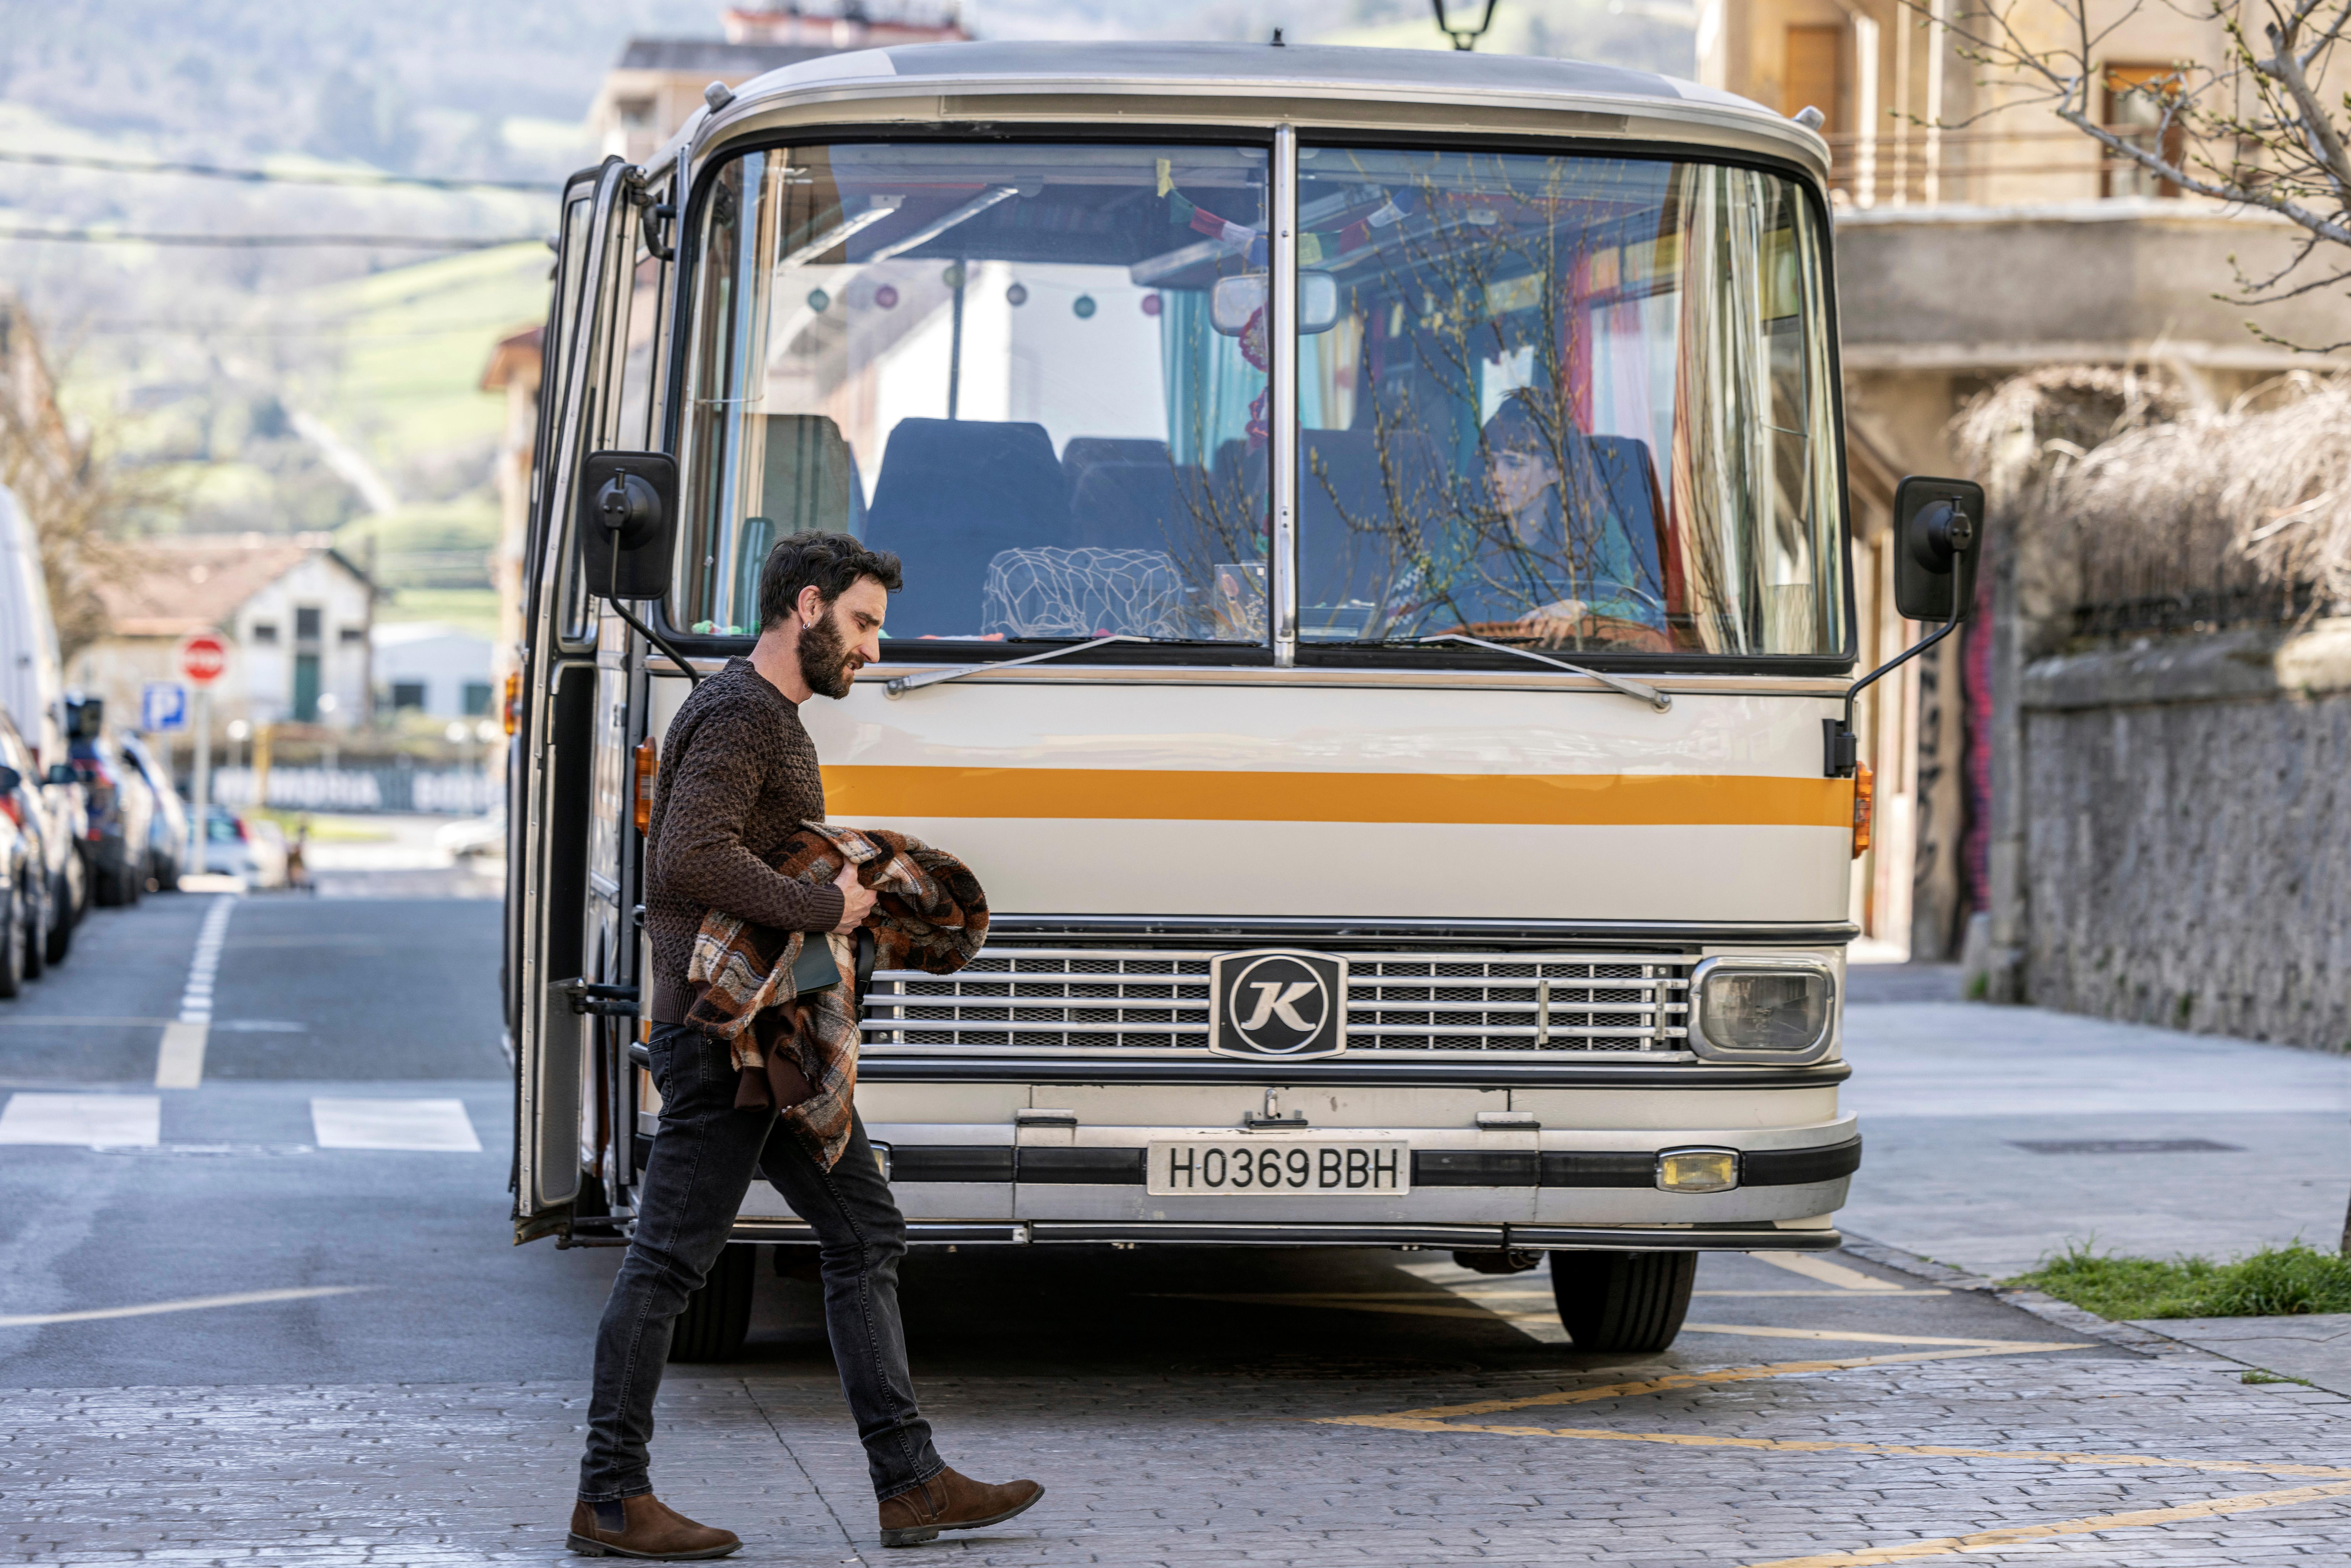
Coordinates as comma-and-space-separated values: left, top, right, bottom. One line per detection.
2019, 619, 2351, 1049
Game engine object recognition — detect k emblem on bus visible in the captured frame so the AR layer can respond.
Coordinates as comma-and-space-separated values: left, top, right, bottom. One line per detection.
1208, 950, 1348, 1059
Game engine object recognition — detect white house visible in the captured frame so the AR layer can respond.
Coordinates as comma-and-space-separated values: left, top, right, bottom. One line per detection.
371, 621, 494, 719
77, 534, 375, 739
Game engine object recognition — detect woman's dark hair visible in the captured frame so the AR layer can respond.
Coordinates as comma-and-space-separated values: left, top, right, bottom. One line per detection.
1483, 388, 1560, 459
756, 531, 904, 630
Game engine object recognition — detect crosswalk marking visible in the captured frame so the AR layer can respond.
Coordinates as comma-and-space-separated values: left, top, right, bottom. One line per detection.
310, 1098, 482, 1152
0, 1093, 162, 1147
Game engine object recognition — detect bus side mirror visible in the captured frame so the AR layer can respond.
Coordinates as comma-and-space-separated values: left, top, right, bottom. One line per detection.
0, 765, 19, 798
578, 451, 681, 601
1892, 475, 1983, 622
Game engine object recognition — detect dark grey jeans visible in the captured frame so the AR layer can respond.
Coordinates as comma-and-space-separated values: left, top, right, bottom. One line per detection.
578, 1022, 943, 1504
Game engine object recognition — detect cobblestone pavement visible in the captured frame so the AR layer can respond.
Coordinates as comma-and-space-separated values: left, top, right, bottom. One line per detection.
11, 903, 2351, 1566
6, 1251, 2351, 1567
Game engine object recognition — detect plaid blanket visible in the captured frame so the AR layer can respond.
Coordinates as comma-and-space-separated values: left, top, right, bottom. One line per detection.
684, 820, 988, 1170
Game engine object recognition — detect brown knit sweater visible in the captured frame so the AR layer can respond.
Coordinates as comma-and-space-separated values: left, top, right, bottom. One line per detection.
644, 657, 845, 1023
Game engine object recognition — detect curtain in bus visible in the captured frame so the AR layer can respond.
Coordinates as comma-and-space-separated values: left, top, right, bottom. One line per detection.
1159, 291, 1261, 466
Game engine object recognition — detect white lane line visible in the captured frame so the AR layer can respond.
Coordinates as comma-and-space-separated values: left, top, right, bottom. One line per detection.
311, 1098, 482, 1152
0, 1285, 371, 1329
156, 894, 237, 1090
1749, 1251, 1908, 1291
0, 1092, 161, 1146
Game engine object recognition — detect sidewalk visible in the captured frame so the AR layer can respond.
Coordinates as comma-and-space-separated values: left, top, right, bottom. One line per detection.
1842, 992, 2351, 1387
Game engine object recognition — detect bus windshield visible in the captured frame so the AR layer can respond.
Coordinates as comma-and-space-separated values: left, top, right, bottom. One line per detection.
673, 137, 1843, 659
1291, 146, 1843, 658
676, 140, 1273, 643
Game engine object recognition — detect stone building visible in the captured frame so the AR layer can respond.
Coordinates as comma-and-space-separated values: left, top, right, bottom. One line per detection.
1700, 0, 2351, 958
587, 2, 968, 165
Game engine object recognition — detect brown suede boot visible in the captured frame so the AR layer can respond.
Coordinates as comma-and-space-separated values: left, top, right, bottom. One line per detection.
876, 1467, 1044, 1547
567, 1495, 741, 1559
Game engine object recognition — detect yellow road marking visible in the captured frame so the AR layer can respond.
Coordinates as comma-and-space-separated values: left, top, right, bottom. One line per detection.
1339, 1344, 2089, 1423
1327, 1413, 2351, 1481
825, 764, 1854, 827
1750, 1252, 1909, 1292
1737, 1478, 2351, 1567
1153, 1293, 2035, 1347
1680, 1323, 2050, 1347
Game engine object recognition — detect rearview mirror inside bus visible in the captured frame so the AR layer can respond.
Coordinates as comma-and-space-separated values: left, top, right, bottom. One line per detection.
1891, 475, 1983, 623
1211, 271, 1342, 335
578, 451, 681, 601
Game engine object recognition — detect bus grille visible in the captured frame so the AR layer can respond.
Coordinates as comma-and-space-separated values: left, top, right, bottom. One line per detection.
862, 949, 1692, 1056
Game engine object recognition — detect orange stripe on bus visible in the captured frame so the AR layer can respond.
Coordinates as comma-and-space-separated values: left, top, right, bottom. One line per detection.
821, 766, 1852, 827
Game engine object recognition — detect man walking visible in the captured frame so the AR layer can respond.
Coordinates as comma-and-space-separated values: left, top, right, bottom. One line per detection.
569, 533, 1043, 1559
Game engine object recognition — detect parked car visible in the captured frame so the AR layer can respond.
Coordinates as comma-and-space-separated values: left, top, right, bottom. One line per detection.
0, 483, 83, 957
64, 695, 153, 906
0, 704, 78, 969
119, 733, 186, 891
433, 806, 506, 859
0, 749, 45, 997
202, 804, 287, 890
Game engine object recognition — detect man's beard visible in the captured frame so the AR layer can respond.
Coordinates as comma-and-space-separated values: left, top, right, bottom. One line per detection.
797, 611, 858, 700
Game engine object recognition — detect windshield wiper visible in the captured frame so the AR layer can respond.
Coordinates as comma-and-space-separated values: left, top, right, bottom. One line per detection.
1415, 634, 1672, 712
883, 634, 1156, 697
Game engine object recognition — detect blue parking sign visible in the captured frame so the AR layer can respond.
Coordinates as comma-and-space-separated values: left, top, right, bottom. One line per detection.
141, 682, 189, 733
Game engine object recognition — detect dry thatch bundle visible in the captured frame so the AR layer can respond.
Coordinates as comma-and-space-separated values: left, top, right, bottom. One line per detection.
1955, 367, 2351, 639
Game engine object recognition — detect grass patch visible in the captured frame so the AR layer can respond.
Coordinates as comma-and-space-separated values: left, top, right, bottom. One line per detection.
248, 810, 391, 843
2009, 1242, 2351, 1320
2241, 1368, 2312, 1386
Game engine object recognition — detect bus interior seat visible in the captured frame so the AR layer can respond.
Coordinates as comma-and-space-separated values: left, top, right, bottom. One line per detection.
1070, 461, 1213, 554
864, 418, 1075, 636
1578, 435, 1667, 597
727, 415, 859, 624
1297, 428, 1443, 609
1061, 436, 1169, 488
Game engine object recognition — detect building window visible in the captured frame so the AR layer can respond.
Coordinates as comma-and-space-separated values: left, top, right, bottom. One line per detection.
251, 622, 279, 645
1783, 26, 1845, 135
462, 681, 493, 716
391, 682, 428, 711
338, 626, 364, 644
2103, 65, 2186, 197
617, 95, 656, 130
295, 606, 322, 642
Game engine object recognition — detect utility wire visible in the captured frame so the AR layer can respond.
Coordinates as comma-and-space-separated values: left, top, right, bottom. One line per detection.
0, 225, 546, 249
0, 148, 560, 192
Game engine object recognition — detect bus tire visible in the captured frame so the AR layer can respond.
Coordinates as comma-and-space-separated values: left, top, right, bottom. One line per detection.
1549, 1249, 1696, 1352
668, 1243, 756, 1363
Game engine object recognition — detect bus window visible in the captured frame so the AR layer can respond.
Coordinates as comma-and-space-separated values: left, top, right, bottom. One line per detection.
672, 141, 1273, 644
1291, 147, 1844, 659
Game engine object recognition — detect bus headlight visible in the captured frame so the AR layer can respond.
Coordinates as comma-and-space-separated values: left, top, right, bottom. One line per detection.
1690, 959, 1835, 1061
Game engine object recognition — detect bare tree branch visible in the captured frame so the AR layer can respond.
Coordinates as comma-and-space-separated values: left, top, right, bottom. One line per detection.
1901, 0, 2351, 346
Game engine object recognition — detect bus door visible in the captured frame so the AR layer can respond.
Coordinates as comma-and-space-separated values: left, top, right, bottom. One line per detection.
513, 157, 642, 1236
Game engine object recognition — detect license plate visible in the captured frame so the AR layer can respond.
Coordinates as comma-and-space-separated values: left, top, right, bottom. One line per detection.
1146, 1138, 1410, 1196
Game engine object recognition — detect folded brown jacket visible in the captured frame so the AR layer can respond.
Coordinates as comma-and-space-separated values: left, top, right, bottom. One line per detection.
684, 820, 988, 1170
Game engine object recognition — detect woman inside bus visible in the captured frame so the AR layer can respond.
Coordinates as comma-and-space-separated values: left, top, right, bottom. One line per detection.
1424, 389, 1672, 653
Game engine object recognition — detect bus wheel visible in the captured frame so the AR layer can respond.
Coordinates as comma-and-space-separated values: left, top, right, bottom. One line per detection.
668, 1243, 756, 1363
1549, 1249, 1696, 1352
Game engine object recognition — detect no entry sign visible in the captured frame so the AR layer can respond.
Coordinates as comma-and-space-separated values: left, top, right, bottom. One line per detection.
177, 632, 230, 686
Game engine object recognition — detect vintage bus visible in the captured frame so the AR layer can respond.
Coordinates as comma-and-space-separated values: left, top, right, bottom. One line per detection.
504, 40, 1974, 1361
